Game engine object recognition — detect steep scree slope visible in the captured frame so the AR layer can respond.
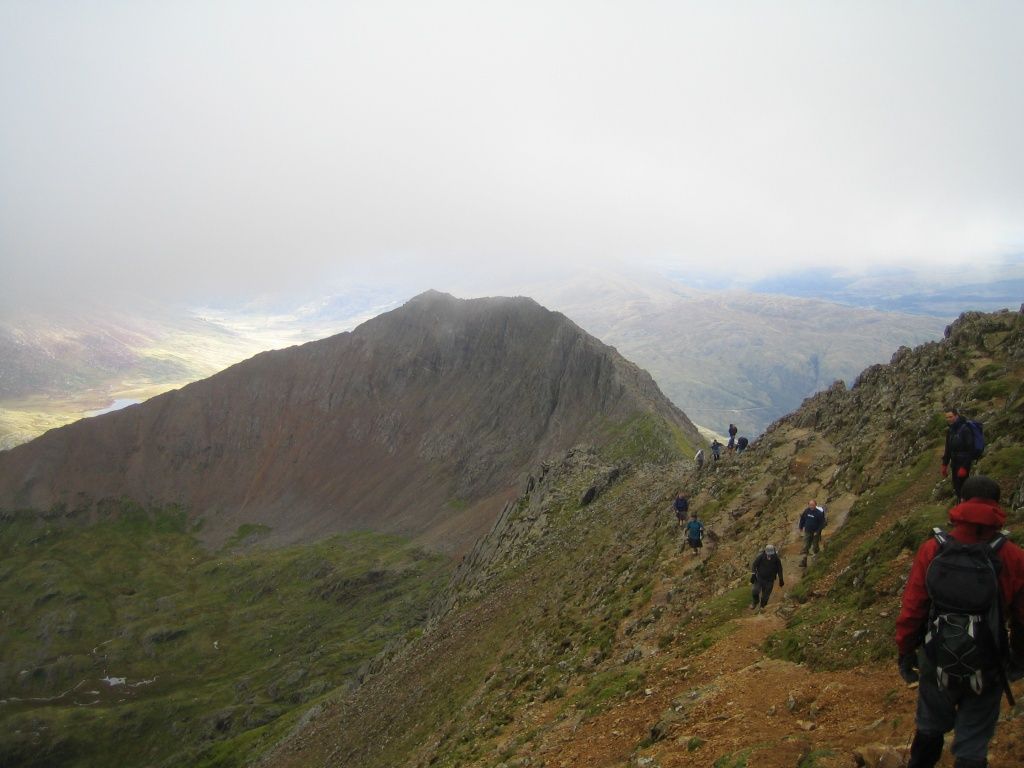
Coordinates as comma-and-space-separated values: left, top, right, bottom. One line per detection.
0, 291, 700, 553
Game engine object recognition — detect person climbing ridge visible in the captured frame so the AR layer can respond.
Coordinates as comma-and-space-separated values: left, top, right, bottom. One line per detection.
673, 492, 689, 528
695, 448, 705, 471
750, 544, 784, 609
798, 500, 826, 567
895, 476, 1024, 768
684, 511, 704, 556
710, 439, 722, 462
941, 407, 984, 502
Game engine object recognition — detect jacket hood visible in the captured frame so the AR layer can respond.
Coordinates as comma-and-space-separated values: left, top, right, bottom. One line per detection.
949, 497, 1006, 528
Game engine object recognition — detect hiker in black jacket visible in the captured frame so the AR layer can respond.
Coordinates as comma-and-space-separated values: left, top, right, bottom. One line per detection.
750, 544, 784, 609
941, 408, 976, 501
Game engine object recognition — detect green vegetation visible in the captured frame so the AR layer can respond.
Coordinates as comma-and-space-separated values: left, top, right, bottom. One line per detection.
0, 506, 451, 768
714, 748, 752, 768
600, 413, 692, 465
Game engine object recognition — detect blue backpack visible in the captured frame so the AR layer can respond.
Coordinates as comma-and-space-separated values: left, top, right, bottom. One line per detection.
964, 420, 985, 460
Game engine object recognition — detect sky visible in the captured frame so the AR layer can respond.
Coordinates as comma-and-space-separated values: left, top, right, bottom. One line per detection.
1, 1, 1023, 310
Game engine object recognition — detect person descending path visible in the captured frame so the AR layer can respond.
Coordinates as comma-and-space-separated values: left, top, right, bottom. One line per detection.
684, 511, 704, 556
710, 439, 723, 462
727, 423, 738, 452
798, 500, 827, 567
695, 448, 705, 471
673, 492, 689, 528
941, 407, 984, 501
750, 544, 784, 609
895, 476, 1024, 768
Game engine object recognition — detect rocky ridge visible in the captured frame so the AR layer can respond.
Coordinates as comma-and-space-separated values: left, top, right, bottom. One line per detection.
259, 308, 1024, 768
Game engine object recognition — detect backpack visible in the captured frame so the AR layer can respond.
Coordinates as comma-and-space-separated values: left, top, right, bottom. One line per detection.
923, 528, 1007, 694
963, 420, 985, 460
814, 505, 827, 529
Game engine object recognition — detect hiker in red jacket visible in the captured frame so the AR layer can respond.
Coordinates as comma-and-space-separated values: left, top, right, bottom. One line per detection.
895, 476, 1024, 768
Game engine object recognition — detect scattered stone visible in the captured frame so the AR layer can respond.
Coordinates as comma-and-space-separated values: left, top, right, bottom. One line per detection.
797, 720, 816, 731
853, 743, 904, 767
852, 630, 868, 640
624, 648, 643, 663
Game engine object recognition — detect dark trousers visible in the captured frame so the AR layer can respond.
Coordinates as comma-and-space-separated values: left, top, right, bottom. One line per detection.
751, 578, 774, 608
951, 462, 971, 500
909, 652, 1001, 766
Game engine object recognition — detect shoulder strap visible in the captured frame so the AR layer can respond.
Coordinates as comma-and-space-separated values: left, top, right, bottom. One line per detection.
932, 527, 949, 547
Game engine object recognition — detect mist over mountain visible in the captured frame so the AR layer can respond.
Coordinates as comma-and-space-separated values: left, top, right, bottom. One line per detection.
0, 290, 700, 553
744, 259, 1024, 316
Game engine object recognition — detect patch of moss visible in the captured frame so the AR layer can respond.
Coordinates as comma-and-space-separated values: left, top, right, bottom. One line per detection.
574, 665, 646, 715
600, 414, 691, 465
0, 513, 451, 768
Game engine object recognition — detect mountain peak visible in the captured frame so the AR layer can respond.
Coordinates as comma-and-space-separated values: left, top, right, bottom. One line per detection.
0, 292, 701, 554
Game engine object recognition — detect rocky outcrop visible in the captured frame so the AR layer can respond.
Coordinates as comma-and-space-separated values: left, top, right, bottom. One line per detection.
0, 291, 701, 553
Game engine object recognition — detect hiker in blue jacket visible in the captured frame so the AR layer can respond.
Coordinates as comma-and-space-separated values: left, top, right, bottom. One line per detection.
798, 500, 826, 567
750, 544, 784, 609
684, 512, 704, 556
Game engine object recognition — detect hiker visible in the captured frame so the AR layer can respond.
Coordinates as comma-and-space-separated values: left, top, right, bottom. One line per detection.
736, 436, 749, 453
728, 423, 738, 451
710, 439, 723, 462
684, 511, 704, 556
750, 544, 784, 609
798, 500, 826, 567
673, 492, 689, 528
895, 476, 1024, 768
941, 407, 982, 501
695, 448, 705, 471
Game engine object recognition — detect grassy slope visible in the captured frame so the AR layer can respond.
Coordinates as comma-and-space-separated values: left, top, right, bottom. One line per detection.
0, 507, 451, 768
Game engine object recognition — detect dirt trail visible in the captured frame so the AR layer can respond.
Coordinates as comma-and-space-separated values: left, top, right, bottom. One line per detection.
523, 466, 1024, 768
529, 533, 923, 768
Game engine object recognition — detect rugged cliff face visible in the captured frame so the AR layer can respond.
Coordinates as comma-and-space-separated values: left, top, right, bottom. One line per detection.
0, 291, 701, 552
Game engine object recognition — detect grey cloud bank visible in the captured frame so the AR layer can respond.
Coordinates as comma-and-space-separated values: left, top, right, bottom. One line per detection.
1, 2, 1022, 309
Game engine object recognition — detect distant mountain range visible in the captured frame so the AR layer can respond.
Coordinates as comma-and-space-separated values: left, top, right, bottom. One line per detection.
0, 270, 965, 448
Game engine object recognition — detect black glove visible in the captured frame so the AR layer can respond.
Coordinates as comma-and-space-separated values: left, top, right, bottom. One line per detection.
779, 579, 784, 587
750, 573, 757, 584
898, 653, 919, 684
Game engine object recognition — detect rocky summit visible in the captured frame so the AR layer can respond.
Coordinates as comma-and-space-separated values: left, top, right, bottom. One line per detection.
0, 290, 700, 553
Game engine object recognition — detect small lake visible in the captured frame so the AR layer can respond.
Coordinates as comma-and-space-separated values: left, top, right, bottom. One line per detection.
86, 399, 139, 417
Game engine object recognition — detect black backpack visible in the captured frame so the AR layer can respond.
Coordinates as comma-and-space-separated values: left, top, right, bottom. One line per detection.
923, 528, 1007, 694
